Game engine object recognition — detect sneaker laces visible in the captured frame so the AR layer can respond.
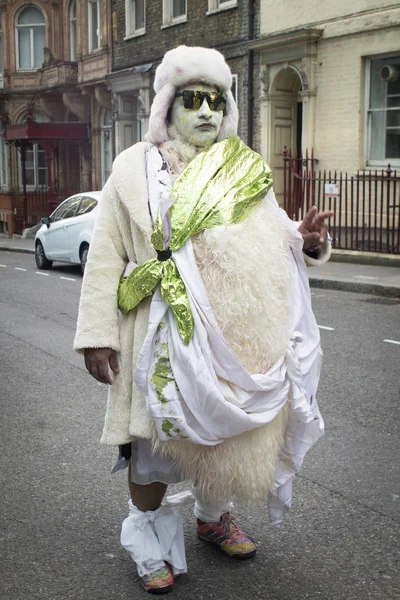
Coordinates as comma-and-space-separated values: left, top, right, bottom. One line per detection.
220, 512, 240, 535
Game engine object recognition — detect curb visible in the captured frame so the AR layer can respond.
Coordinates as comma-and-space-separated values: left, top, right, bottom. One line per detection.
331, 249, 400, 268
309, 277, 400, 299
0, 246, 35, 254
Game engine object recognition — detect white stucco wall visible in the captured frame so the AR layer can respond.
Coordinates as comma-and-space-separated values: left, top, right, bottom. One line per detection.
314, 27, 400, 172
257, 2, 400, 172
260, 1, 400, 37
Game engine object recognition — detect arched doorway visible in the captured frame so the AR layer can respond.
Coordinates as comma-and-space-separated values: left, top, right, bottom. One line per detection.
269, 66, 303, 204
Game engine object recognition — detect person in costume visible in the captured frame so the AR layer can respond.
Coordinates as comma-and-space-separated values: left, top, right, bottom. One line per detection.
74, 45, 333, 594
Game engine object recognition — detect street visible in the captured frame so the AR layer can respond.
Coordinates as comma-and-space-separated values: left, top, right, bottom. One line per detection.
0, 251, 399, 600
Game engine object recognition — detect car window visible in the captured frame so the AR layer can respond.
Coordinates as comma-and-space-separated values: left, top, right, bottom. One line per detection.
76, 196, 98, 216
51, 197, 82, 222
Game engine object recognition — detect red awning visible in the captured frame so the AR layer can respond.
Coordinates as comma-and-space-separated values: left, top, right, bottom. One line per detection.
4, 121, 89, 141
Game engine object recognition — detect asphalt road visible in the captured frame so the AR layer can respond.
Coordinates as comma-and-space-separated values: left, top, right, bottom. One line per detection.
0, 252, 399, 600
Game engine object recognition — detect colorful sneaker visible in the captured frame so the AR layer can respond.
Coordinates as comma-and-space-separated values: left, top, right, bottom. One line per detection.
197, 513, 256, 559
139, 563, 174, 594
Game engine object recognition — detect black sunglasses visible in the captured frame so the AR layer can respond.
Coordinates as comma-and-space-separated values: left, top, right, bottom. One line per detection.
174, 90, 227, 111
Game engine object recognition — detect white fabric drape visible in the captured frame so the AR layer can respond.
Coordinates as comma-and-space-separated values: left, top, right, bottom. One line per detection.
133, 146, 325, 523
120, 501, 187, 577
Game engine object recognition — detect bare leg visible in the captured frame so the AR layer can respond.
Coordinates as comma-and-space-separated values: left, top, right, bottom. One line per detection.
128, 470, 168, 512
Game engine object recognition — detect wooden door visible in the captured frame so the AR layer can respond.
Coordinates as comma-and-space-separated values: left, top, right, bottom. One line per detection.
270, 98, 297, 206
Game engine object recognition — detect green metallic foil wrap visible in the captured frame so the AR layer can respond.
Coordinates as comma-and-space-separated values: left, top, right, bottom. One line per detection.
118, 136, 273, 344
151, 213, 165, 252
118, 258, 162, 313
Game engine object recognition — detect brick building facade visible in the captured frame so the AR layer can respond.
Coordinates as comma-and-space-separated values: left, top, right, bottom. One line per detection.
0, 0, 112, 235
109, 0, 256, 157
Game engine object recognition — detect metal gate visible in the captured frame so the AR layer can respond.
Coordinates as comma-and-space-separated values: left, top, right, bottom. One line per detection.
282, 148, 400, 254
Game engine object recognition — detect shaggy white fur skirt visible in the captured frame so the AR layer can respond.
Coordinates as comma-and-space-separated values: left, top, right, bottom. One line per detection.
153, 196, 293, 505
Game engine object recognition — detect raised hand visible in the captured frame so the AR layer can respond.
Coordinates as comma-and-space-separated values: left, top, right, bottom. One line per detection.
298, 206, 334, 250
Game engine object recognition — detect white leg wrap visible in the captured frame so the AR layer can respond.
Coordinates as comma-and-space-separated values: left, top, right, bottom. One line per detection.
193, 500, 225, 523
192, 486, 229, 522
120, 500, 187, 577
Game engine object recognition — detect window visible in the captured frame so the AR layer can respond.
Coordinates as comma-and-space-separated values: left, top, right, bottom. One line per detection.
88, 0, 101, 52
126, 0, 145, 37
208, 0, 237, 14
0, 20, 4, 88
51, 196, 82, 221
231, 74, 238, 104
76, 196, 97, 216
162, 0, 186, 27
114, 94, 142, 154
19, 112, 49, 190
70, 0, 77, 61
16, 6, 46, 70
0, 124, 8, 189
0, 23, 3, 73
25, 143, 47, 188
101, 109, 113, 186
367, 55, 400, 165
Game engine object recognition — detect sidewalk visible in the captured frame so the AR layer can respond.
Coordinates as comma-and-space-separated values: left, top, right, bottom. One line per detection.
308, 260, 400, 298
0, 236, 35, 255
1, 234, 399, 298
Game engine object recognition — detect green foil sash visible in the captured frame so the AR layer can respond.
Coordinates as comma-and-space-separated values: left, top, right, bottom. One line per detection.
118, 136, 273, 344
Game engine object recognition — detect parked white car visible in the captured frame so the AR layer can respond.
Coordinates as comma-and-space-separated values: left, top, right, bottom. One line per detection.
35, 191, 101, 274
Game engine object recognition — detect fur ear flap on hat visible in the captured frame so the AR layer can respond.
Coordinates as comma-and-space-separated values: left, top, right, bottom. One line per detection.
145, 45, 239, 145
217, 90, 239, 142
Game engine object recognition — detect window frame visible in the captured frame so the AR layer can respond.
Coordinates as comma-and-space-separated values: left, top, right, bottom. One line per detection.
88, 0, 101, 53
22, 143, 48, 190
100, 109, 113, 187
125, 0, 146, 38
75, 196, 98, 216
69, 0, 77, 61
0, 124, 8, 189
207, 0, 238, 15
0, 22, 4, 89
231, 73, 238, 105
18, 112, 49, 191
15, 6, 46, 71
162, 0, 187, 28
365, 54, 400, 168
50, 196, 82, 222
0, 25, 3, 74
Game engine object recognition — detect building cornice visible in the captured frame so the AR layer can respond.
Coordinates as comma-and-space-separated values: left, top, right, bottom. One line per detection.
249, 28, 324, 51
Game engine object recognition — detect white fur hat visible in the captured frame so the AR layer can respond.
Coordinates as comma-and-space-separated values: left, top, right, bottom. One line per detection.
145, 45, 239, 145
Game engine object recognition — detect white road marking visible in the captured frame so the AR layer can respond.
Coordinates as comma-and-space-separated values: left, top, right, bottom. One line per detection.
35, 271, 49, 276
318, 325, 335, 331
0, 264, 7, 267
15, 267, 27, 271
60, 276, 76, 282
383, 339, 400, 345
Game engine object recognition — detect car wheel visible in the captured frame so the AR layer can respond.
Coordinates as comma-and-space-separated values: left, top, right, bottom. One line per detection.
80, 244, 89, 275
35, 241, 53, 270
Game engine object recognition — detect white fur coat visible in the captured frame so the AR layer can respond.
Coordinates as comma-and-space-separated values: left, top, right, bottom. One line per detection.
74, 141, 329, 502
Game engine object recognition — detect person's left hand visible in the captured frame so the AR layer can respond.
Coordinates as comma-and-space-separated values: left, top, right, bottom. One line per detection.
298, 206, 334, 250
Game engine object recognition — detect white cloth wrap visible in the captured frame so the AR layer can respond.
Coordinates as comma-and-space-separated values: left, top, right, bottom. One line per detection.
120, 500, 187, 577
132, 146, 324, 523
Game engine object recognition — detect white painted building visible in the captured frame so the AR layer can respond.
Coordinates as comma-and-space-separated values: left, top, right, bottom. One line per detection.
251, 1, 400, 194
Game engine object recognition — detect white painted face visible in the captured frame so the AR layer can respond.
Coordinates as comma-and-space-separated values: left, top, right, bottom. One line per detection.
170, 83, 224, 148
